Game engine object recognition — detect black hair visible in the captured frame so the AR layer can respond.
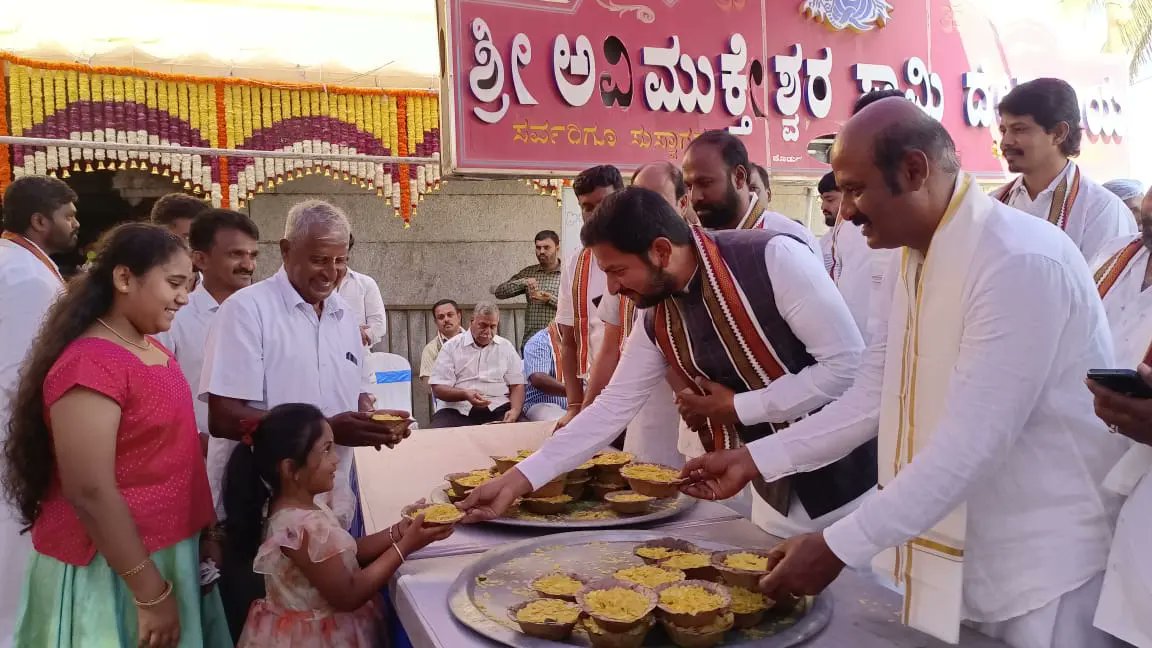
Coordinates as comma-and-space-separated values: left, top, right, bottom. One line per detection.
1, 176, 78, 234
223, 403, 328, 562
631, 161, 687, 199
686, 130, 751, 176
853, 88, 906, 116
572, 165, 624, 196
433, 298, 460, 314
818, 172, 839, 194
187, 209, 260, 253
150, 193, 210, 226
997, 78, 1082, 157
751, 164, 771, 191
348, 232, 355, 251
534, 230, 560, 245
872, 109, 961, 194
4, 223, 187, 527
580, 187, 693, 254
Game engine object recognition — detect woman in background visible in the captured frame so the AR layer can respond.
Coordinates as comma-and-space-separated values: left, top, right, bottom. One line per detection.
3, 223, 229, 647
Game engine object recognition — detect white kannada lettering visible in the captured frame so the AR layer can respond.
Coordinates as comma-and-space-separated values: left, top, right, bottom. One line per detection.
642, 36, 716, 114
511, 33, 539, 106
720, 34, 749, 116
852, 62, 899, 94
1080, 84, 1125, 138
727, 115, 753, 136
962, 67, 997, 128
553, 34, 597, 107
903, 56, 944, 121
804, 47, 833, 118
468, 18, 509, 124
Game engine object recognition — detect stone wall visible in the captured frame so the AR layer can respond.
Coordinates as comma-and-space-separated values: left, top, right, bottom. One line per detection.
244, 175, 564, 306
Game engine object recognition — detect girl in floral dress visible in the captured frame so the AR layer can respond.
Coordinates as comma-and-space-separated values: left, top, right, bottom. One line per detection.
225, 403, 453, 646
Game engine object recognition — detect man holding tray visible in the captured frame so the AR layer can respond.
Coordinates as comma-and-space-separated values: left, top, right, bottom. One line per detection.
459, 184, 874, 540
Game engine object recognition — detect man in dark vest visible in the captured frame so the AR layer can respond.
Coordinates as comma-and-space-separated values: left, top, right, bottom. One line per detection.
460, 188, 876, 536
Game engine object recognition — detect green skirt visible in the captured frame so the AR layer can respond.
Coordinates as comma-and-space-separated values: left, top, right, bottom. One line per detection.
14, 535, 232, 647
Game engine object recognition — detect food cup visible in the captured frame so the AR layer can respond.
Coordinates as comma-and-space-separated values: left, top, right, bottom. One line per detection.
582, 615, 655, 648
654, 580, 731, 628
661, 610, 735, 648
519, 494, 573, 515
659, 553, 719, 581
370, 412, 411, 436
564, 477, 590, 500
491, 455, 522, 474
508, 599, 581, 641
590, 481, 626, 500
727, 586, 771, 629
401, 502, 464, 527
576, 579, 658, 633
633, 538, 704, 565
604, 490, 655, 515
711, 549, 774, 590
528, 477, 567, 499
620, 463, 686, 498
531, 572, 587, 601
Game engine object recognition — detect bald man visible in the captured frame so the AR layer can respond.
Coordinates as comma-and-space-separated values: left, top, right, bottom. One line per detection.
679, 98, 1126, 647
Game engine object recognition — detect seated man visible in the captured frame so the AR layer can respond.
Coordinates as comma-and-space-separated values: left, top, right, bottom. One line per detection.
522, 322, 568, 422
429, 302, 526, 427
420, 299, 464, 388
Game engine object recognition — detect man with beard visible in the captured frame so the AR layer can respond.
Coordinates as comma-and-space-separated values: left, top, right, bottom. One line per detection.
682, 98, 1125, 647
996, 78, 1134, 261
492, 230, 562, 349
199, 200, 410, 638
683, 131, 820, 253
460, 187, 873, 540
1084, 189, 1152, 647
554, 165, 624, 429
817, 172, 841, 271
0, 175, 79, 648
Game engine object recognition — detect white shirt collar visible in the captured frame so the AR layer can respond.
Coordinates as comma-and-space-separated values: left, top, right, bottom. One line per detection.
439, 328, 464, 344
2, 235, 61, 272
188, 282, 222, 314
1013, 159, 1074, 198
271, 266, 345, 317
460, 330, 506, 349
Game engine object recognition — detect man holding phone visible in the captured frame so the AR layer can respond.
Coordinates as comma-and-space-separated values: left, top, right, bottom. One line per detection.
1085, 187, 1152, 647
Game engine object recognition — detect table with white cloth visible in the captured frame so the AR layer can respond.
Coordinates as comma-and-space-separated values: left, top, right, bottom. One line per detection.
356, 423, 1009, 648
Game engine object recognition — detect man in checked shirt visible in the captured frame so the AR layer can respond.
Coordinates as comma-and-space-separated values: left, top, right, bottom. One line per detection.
491, 229, 562, 349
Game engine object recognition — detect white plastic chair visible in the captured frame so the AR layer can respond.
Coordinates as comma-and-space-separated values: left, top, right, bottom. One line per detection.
363, 352, 414, 416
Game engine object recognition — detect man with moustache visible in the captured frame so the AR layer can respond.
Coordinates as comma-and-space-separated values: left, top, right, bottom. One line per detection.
492, 230, 562, 349
681, 98, 1126, 647
555, 165, 624, 429
430, 302, 526, 427
199, 200, 410, 638
460, 187, 872, 540
583, 161, 696, 467
420, 299, 464, 388
0, 175, 79, 648
817, 172, 841, 270
996, 78, 1134, 260
1084, 189, 1152, 647
683, 131, 820, 253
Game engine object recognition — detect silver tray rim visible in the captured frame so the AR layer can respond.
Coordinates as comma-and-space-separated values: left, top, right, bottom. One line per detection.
447, 529, 833, 648
431, 484, 699, 529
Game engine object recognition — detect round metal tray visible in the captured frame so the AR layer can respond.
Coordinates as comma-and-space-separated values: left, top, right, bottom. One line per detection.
432, 484, 698, 529
448, 530, 832, 647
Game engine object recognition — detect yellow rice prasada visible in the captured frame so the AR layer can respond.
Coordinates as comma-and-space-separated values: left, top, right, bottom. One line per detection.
620, 464, 681, 483
723, 552, 770, 572
729, 587, 769, 614
658, 585, 726, 614
516, 599, 581, 624
582, 587, 652, 621
533, 574, 583, 597
661, 553, 712, 569
636, 546, 691, 560
590, 451, 633, 466
410, 503, 463, 523
607, 492, 654, 503
614, 565, 685, 588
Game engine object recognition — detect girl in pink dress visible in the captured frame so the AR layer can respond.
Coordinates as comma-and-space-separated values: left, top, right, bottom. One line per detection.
225, 403, 453, 647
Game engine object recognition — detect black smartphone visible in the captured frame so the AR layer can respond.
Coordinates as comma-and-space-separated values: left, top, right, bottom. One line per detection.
1087, 369, 1152, 399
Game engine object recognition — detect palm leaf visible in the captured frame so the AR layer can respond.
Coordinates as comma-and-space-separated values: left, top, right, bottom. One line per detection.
1121, 0, 1152, 77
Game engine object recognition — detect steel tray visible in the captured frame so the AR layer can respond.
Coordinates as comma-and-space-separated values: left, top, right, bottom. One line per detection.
448, 530, 832, 647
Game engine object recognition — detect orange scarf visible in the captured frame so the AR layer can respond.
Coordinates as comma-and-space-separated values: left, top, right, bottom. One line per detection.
546, 322, 565, 386
571, 247, 594, 375
1094, 237, 1152, 365
994, 165, 1081, 231
618, 297, 637, 351
1, 231, 64, 284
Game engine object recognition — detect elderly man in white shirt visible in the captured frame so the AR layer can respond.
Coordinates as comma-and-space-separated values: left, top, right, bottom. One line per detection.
199, 199, 410, 638
1085, 189, 1152, 648
994, 78, 1135, 261
0, 176, 78, 648
678, 99, 1127, 648
338, 233, 387, 348
460, 186, 872, 540
429, 302, 526, 427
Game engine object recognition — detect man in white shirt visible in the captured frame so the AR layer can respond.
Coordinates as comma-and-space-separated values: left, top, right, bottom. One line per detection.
680, 98, 1126, 647
585, 161, 696, 467
554, 165, 624, 429
338, 233, 387, 348
1085, 190, 1152, 647
429, 302, 526, 427
1102, 178, 1145, 223
684, 132, 821, 253
199, 200, 410, 637
461, 187, 871, 539
419, 299, 464, 388
995, 77, 1135, 261
0, 176, 78, 648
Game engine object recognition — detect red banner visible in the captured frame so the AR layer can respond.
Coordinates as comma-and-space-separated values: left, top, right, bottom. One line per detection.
438, 0, 1128, 178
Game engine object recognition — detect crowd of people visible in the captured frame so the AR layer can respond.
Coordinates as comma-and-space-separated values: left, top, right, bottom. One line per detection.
0, 75, 1148, 648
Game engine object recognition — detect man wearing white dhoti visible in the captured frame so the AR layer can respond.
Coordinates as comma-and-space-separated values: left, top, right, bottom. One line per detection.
994, 78, 1135, 261
1085, 189, 1152, 648
0, 176, 79, 648
680, 98, 1127, 647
